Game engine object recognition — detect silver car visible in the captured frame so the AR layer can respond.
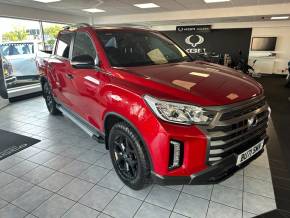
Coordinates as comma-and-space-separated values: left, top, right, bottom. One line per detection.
0, 41, 38, 79
0, 51, 17, 88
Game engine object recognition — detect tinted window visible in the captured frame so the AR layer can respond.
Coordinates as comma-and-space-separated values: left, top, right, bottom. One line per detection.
98, 31, 190, 67
72, 32, 96, 61
56, 32, 73, 58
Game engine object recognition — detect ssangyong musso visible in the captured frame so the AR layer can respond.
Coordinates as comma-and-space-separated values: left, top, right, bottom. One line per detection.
37, 24, 270, 190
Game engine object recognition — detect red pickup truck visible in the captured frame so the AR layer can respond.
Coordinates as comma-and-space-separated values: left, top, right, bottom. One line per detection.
37, 24, 270, 190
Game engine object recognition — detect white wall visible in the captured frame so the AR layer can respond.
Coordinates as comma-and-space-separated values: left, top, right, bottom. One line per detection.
250, 27, 290, 74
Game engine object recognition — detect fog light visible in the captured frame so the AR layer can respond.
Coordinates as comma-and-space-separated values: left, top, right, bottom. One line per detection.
169, 140, 183, 169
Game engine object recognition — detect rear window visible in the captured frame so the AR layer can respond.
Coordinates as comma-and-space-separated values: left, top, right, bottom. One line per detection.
55, 32, 73, 58
0, 43, 34, 56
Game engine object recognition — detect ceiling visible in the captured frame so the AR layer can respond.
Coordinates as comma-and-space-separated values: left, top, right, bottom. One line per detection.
0, 0, 290, 16
125, 15, 290, 27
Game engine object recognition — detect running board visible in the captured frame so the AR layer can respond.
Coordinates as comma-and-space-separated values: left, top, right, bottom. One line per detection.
56, 104, 104, 144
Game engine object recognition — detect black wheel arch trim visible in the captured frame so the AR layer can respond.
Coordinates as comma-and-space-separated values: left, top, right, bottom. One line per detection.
104, 112, 154, 171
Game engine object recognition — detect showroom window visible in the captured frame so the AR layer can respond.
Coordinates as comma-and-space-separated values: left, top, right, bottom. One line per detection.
42, 22, 65, 51
0, 17, 67, 98
0, 17, 42, 91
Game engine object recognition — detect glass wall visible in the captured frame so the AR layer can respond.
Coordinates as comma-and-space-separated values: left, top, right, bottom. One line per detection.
0, 17, 66, 97
42, 22, 65, 51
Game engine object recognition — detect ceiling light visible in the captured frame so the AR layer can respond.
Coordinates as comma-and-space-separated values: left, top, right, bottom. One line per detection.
134, 3, 160, 8
271, 16, 289, 20
82, 8, 105, 13
33, 0, 61, 3
204, 0, 230, 3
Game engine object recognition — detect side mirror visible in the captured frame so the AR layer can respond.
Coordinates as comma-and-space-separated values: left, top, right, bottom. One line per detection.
71, 55, 97, 69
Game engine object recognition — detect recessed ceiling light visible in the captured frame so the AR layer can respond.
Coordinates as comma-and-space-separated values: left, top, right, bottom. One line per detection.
134, 3, 160, 9
271, 16, 289, 20
33, 0, 61, 3
82, 8, 106, 13
204, 0, 230, 3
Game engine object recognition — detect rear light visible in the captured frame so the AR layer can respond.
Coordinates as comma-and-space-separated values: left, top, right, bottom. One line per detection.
168, 140, 184, 170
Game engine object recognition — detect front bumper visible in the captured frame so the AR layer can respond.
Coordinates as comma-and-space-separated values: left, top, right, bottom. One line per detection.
152, 138, 267, 185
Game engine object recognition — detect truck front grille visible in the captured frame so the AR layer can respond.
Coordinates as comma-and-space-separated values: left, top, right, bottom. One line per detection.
205, 96, 269, 165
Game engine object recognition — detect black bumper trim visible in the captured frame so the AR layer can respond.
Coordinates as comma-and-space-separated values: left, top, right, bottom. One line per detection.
152, 143, 266, 186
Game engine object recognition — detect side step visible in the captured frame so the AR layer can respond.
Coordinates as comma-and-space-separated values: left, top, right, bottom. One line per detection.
56, 104, 104, 144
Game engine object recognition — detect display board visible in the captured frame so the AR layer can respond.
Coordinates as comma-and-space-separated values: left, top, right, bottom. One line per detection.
162, 28, 252, 66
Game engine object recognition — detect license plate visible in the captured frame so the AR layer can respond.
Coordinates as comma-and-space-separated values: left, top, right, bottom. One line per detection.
236, 140, 264, 166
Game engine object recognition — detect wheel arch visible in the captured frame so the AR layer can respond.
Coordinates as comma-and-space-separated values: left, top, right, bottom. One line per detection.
104, 112, 154, 171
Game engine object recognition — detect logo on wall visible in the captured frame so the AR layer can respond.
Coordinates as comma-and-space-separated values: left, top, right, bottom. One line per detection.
176, 25, 211, 33
185, 35, 205, 47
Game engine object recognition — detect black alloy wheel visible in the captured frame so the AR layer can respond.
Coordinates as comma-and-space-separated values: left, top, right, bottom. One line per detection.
109, 122, 151, 190
113, 134, 138, 180
43, 82, 61, 115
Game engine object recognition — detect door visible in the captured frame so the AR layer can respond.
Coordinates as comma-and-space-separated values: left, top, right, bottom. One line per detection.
68, 31, 105, 128
50, 31, 75, 108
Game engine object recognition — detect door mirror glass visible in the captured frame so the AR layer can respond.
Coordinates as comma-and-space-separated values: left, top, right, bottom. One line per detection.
71, 55, 96, 69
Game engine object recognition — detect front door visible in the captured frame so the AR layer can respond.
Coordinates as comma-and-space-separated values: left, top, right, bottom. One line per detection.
68, 31, 103, 127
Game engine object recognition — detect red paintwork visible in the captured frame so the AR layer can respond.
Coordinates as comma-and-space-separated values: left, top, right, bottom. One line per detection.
37, 27, 263, 177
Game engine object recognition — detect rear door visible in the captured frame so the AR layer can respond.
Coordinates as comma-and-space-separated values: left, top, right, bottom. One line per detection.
49, 31, 75, 108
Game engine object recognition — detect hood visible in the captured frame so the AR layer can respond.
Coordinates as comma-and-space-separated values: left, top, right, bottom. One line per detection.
118, 61, 263, 106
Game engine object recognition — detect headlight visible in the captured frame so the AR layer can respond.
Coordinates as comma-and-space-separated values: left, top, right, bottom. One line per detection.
144, 95, 213, 125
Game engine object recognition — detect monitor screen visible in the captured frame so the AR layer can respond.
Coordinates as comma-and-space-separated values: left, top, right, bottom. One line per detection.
251, 37, 277, 51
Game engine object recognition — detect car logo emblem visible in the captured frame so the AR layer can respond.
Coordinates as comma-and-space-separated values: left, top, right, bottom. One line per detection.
247, 116, 258, 128
185, 35, 205, 48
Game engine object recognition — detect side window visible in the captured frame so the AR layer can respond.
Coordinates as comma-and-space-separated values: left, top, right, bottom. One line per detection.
55, 32, 73, 58
72, 32, 97, 61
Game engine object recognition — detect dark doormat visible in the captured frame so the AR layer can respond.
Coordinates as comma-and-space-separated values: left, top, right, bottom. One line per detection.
0, 129, 40, 160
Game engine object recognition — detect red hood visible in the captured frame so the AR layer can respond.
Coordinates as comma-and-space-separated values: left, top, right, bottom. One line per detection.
114, 61, 263, 106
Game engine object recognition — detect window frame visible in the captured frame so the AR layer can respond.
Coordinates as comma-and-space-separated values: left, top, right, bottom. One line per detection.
71, 31, 99, 66
54, 31, 74, 60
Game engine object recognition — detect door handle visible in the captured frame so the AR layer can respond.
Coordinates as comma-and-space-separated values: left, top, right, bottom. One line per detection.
66, 73, 74, 80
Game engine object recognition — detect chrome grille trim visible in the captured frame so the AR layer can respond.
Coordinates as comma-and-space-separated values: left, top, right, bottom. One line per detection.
204, 95, 269, 165
213, 104, 268, 127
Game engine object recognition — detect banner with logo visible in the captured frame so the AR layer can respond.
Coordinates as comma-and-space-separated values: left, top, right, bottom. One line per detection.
176, 25, 211, 33
162, 28, 252, 65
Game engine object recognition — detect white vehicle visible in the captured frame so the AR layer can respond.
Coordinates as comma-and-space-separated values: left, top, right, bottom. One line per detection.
0, 41, 39, 79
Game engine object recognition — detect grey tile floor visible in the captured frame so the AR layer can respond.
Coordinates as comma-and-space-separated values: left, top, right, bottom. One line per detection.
0, 97, 276, 218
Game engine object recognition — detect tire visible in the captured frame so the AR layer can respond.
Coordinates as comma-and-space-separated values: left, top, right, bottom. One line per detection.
109, 122, 151, 190
43, 81, 61, 115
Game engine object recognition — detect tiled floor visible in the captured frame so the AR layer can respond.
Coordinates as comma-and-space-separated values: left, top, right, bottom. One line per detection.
0, 97, 276, 218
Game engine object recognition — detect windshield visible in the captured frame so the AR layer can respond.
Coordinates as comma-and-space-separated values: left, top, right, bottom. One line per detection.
0, 43, 34, 56
97, 30, 191, 67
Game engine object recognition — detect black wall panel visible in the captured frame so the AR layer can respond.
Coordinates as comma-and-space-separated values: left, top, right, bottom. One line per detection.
162, 28, 252, 65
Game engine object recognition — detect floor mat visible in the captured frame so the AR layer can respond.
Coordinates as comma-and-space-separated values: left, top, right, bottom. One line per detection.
0, 129, 40, 160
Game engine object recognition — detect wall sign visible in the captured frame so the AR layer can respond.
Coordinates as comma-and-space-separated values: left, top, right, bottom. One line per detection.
163, 28, 252, 65
176, 25, 211, 33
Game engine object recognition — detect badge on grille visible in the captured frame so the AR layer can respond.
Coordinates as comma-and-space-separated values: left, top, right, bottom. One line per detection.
247, 116, 258, 128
